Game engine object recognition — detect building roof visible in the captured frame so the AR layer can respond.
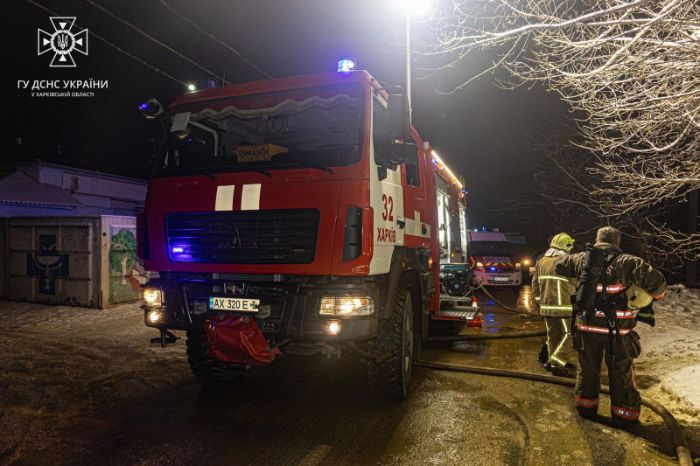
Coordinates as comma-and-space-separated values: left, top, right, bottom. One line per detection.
10, 161, 147, 185
0, 171, 82, 209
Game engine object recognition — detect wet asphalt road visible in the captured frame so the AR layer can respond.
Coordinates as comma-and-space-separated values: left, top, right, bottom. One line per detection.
5, 288, 679, 466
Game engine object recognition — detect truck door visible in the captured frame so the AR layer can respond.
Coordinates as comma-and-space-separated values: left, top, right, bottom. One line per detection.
401, 129, 431, 251
368, 92, 404, 275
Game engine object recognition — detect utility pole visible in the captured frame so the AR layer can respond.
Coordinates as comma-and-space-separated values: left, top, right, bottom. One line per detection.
405, 10, 412, 124
687, 190, 697, 285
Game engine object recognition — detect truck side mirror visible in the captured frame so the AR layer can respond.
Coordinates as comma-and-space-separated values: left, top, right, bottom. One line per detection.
387, 94, 409, 142
375, 93, 419, 168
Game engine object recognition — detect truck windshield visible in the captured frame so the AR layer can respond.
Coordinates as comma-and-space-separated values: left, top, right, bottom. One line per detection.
157, 84, 363, 175
470, 241, 515, 257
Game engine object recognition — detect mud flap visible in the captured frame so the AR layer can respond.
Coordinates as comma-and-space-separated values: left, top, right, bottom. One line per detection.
205, 315, 280, 368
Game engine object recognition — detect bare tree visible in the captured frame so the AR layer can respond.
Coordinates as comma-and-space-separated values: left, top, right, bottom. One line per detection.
424, 0, 700, 260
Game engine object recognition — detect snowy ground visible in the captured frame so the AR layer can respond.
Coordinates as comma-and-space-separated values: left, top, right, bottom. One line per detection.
635, 285, 700, 435
0, 292, 698, 464
0, 300, 189, 465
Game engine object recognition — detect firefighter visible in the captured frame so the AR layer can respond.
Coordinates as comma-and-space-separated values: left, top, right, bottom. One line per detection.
531, 232, 577, 376
555, 227, 666, 427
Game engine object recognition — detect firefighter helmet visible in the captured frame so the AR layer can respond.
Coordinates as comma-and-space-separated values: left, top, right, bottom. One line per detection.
626, 285, 653, 309
550, 233, 575, 253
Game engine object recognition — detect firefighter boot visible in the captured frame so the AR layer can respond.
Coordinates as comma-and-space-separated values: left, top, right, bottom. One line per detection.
576, 406, 598, 421
611, 416, 640, 429
543, 362, 568, 377
537, 342, 549, 365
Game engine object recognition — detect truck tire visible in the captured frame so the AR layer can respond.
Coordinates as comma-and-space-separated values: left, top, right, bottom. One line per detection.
186, 329, 244, 382
367, 287, 414, 400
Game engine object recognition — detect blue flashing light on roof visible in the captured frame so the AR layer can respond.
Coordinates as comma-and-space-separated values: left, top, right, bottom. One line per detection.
137, 98, 163, 119
337, 58, 356, 73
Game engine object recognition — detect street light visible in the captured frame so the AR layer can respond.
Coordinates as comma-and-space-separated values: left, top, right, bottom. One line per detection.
392, 0, 433, 17
392, 0, 434, 124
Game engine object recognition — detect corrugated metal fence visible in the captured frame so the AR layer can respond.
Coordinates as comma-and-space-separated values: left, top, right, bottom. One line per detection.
0, 216, 145, 308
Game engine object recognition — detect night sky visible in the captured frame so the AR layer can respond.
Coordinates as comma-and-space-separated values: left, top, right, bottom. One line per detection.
3, 0, 571, 250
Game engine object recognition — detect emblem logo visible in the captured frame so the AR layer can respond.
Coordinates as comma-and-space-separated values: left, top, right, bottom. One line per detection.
37, 17, 88, 68
26, 234, 69, 294
224, 283, 246, 296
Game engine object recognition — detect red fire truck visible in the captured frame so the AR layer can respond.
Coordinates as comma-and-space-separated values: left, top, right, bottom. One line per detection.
139, 68, 474, 399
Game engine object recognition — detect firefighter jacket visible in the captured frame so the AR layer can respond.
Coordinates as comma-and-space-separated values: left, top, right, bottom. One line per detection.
531, 248, 577, 317
554, 242, 667, 334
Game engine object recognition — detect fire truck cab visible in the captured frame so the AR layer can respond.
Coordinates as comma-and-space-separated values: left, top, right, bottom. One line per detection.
139, 69, 470, 399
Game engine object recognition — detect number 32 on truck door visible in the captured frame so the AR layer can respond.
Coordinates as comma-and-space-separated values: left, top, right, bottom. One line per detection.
382, 194, 394, 221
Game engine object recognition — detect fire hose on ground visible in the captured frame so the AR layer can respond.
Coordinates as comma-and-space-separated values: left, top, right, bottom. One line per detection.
416, 283, 694, 466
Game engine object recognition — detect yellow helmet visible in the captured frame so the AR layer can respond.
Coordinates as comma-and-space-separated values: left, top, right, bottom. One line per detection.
550, 233, 575, 252
626, 285, 653, 309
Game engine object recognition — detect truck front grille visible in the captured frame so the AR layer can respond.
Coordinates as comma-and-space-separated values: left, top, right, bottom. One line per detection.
166, 209, 320, 264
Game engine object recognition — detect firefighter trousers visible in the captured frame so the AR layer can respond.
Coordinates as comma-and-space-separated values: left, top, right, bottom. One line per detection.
574, 330, 642, 422
544, 317, 575, 370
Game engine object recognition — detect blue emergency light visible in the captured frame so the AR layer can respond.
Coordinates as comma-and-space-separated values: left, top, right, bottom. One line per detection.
337, 58, 356, 73
137, 98, 163, 119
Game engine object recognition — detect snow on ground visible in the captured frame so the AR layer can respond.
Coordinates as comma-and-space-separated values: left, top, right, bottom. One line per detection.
635, 285, 700, 428
0, 300, 188, 466
1, 291, 699, 464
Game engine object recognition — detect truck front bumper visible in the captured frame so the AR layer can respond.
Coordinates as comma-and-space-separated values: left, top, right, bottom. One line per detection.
142, 273, 382, 343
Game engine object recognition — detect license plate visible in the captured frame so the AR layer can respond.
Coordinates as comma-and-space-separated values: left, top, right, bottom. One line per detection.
209, 297, 260, 312
493, 276, 510, 282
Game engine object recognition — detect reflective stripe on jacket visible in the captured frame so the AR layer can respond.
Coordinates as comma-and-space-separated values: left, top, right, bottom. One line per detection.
531, 254, 577, 317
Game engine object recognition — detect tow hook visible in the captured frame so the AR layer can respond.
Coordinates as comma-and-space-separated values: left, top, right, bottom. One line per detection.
150, 329, 179, 348
320, 343, 342, 359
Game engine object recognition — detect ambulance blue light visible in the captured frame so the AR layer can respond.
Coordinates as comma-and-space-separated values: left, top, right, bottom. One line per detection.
337, 58, 356, 73
172, 246, 184, 253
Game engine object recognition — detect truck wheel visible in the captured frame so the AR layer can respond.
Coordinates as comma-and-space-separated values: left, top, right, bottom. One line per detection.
367, 287, 414, 400
186, 329, 244, 382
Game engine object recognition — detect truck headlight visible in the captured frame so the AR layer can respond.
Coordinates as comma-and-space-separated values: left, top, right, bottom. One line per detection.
142, 287, 163, 307
326, 320, 342, 335
147, 309, 161, 324
319, 296, 374, 317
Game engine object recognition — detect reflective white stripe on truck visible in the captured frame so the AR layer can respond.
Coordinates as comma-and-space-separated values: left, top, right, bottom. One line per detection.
215, 185, 235, 211
241, 184, 261, 211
